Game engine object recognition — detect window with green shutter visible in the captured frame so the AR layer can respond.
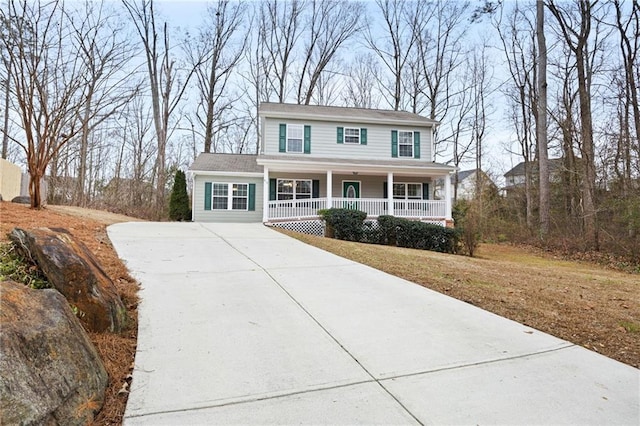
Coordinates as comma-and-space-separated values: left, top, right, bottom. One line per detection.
391, 130, 398, 157
279, 124, 287, 152
303, 125, 311, 154
204, 182, 212, 210
248, 183, 256, 211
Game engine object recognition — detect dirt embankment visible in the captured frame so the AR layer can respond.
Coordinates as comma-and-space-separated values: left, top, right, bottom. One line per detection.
1, 202, 140, 425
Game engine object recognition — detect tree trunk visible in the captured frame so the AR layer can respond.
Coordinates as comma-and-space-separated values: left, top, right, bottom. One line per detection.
2, 59, 10, 159
537, 0, 550, 238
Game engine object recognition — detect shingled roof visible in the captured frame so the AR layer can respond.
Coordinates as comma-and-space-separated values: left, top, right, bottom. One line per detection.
189, 153, 263, 173
259, 102, 439, 126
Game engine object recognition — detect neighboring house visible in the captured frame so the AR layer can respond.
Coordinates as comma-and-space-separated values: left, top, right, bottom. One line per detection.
503, 158, 577, 195
452, 169, 497, 201
189, 103, 456, 229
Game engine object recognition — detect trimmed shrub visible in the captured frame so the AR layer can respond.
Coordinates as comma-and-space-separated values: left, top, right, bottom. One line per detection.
377, 215, 399, 246
169, 170, 191, 221
388, 216, 459, 253
319, 208, 367, 241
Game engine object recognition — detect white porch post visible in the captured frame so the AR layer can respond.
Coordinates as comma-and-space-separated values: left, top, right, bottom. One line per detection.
263, 167, 270, 223
387, 172, 394, 216
326, 170, 333, 208
444, 172, 452, 220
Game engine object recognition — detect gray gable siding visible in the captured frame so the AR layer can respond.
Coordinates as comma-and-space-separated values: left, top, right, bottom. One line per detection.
263, 118, 433, 161
193, 174, 263, 223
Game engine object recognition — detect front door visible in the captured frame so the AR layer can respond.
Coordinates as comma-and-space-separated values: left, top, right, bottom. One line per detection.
342, 181, 360, 209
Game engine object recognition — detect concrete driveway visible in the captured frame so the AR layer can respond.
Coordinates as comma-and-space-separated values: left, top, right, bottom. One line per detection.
107, 222, 639, 425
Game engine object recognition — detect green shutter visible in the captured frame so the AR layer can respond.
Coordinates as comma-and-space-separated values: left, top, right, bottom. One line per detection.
337, 127, 344, 143
269, 178, 277, 201
279, 124, 286, 152
422, 183, 429, 200
304, 125, 311, 154
383, 182, 388, 199
414, 131, 421, 159
391, 130, 398, 158
204, 182, 212, 210
248, 183, 256, 211
360, 128, 367, 145
312, 180, 320, 198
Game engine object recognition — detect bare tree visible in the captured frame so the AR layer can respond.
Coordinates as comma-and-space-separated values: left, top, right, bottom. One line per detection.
259, 0, 305, 103
67, 0, 140, 206
122, 0, 198, 217
364, 0, 419, 111
184, 0, 246, 153
343, 53, 381, 109
613, 0, 640, 166
537, 0, 550, 237
0, 45, 10, 159
296, 0, 364, 105
548, 0, 606, 249
0, 0, 94, 208
414, 0, 469, 126
494, 2, 538, 228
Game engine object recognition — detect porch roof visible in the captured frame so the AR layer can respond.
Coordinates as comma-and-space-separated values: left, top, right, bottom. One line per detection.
190, 153, 263, 174
257, 155, 455, 176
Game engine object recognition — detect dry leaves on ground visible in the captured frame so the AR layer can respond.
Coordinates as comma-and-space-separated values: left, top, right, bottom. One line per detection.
0, 202, 140, 425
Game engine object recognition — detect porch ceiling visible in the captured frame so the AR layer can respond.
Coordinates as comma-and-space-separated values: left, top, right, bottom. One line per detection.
257, 155, 455, 176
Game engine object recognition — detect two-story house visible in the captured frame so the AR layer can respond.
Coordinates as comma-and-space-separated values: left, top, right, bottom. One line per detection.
189, 103, 455, 232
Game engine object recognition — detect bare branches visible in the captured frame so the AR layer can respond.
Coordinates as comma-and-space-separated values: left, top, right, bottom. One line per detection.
184, 0, 246, 153
296, 0, 365, 105
1, 0, 89, 207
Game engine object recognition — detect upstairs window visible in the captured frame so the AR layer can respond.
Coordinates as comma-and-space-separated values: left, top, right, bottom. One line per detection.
337, 127, 367, 145
398, 131, 413, 157
344, 128, 360, 144
287, 124, 303, 153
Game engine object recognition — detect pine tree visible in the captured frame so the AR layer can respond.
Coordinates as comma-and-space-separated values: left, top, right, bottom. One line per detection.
169, 170, 190, 221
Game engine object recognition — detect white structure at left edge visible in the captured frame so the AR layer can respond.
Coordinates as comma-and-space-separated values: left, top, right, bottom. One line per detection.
189, 103, 455, 228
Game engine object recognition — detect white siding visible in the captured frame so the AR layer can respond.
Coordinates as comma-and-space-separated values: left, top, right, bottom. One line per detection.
193, 174, 263, 223
263, 118, 433, 161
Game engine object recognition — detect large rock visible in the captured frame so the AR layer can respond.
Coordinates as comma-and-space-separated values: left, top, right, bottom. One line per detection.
0, 280, 108, 425
9, 227, 128, 333
11, 195, 30, 204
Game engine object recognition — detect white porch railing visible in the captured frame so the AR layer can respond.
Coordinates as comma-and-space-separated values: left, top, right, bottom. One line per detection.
268, 197, 328, 220
268, 197, 446, 221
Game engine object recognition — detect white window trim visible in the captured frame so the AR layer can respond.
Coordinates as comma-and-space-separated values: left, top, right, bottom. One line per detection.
398, 130, 414, 158
212, 182, 249, 211
392, 182, 422, 200
276, 178, 312, 200
344, 127, 360, 144
287, 124, 304, 153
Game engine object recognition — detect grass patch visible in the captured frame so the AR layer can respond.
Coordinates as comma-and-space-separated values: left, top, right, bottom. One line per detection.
620, 321, 640, 333
0, 242, 49, 289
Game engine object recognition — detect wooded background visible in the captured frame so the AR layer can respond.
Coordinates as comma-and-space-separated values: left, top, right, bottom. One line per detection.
1, 0, 638, 259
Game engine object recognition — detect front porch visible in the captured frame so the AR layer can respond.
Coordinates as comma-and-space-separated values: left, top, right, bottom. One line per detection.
267, 197, 447, 225
257, 155, 455, 227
